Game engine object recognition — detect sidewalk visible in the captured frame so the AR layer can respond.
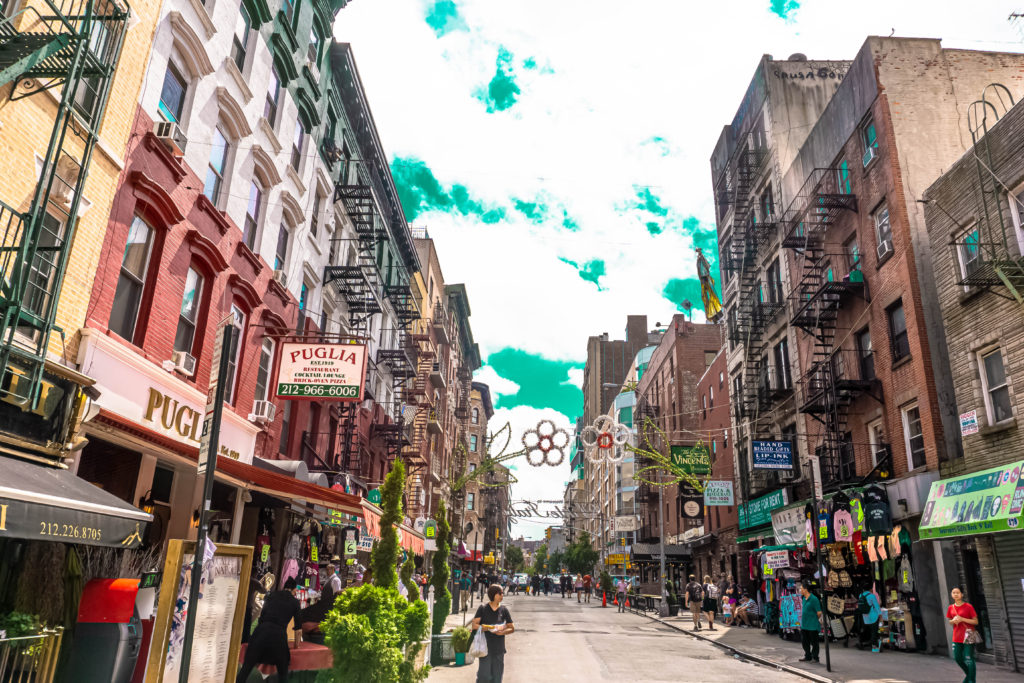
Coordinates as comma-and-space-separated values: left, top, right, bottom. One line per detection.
605, 600, 1022, 683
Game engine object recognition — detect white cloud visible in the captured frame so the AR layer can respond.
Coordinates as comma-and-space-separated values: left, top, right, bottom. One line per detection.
473, 365, 520, 396
563, 367, 583, 390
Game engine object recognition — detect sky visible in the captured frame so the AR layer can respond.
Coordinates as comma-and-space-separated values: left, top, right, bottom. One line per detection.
334, 1, 1024, 539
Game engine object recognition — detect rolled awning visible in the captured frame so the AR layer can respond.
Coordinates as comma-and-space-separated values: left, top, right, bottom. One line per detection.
0, 456, 152, 548
920, 460, 1024, 539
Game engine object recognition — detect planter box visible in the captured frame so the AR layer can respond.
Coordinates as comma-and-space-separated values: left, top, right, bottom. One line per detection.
431, 634, 454, 665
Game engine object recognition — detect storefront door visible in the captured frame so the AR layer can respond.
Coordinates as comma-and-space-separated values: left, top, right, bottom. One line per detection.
961, 540, 993, 653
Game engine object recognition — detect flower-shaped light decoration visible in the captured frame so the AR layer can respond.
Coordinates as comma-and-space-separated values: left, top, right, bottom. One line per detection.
521, 419, 570, 467
581, 415, 631, 464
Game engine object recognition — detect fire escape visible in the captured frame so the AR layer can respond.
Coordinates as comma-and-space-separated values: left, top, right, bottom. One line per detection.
0, 0, 128, 414
781, 167, 875, 490
953, 84, 1024, 306
402, 317, 434, 520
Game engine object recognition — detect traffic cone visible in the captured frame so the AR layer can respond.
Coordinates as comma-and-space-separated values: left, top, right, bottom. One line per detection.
602, 591, 607, 607
625, 597, 630, 608
613, 595, 617, 606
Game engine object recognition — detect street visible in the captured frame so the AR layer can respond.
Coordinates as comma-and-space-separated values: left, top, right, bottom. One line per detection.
430, 594, 804, 682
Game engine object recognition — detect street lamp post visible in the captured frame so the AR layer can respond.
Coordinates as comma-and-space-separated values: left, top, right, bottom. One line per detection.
658, 471, 668, 616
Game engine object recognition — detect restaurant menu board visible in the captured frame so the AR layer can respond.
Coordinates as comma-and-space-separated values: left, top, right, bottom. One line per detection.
145, 540, 253, 683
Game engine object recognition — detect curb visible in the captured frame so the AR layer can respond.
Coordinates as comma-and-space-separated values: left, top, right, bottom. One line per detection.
633, 610, 835, 683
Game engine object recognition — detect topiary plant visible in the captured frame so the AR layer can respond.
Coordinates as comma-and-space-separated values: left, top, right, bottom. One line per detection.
599, 571, 613, 594
430, 500, 452, 636
450, 626, 472, 654
371, 459, 405, 590
400, 555, 419, 602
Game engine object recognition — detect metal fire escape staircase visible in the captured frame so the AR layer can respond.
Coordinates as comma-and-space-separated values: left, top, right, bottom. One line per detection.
0, 0, 128, 412
781, 167, 866, 489
954, 84, 1024, 306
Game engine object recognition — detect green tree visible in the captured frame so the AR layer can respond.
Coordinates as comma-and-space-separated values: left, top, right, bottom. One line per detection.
321, 584, 429, 683
564, 532, 600, 575
505, 545, 524, 573
547, 549, 564, 573
430, 500, 451, 635
531, 543, 548, 574
371, 459, 404, 590
400, 555, 418, 602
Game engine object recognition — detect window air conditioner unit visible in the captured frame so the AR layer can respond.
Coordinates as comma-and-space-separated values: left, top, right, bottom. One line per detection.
153, 120, 187, 157
249, 399, 276, 423
876, 239, 893, 260
862, 146, 878, 167
273, 269, 287, 287
171, 350, 197, 377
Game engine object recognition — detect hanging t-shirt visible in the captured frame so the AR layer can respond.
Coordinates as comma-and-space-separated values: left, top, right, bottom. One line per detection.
833, 510, 854, 542
852, 530, 865, 564
863, 485, 893, 535
284, 533, 302, 559
898, 556, 914, 593
805, 518, 815, 552
866, 537, 878, 563
890, 525, 903, 557
849, 496, 866, 533
876, 534, 888, 561
817, 501, 834, 544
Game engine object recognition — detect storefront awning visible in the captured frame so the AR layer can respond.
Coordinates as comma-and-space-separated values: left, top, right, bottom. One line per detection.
361, 501, 425, 556
0, 456, 152, 548
919, 460, 1024, 539
737, 526, 774, 544
218, 457, 363, 518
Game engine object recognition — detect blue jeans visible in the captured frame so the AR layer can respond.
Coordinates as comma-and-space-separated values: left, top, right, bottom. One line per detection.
476, 650, 505, 682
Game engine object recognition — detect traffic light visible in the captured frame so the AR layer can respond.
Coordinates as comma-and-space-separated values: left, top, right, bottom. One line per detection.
545, 528, 551, 540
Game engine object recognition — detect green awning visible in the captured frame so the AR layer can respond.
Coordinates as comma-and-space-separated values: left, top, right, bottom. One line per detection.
736, 526, 774, 544
749, 543, 803, 553
920, 460, 1024, 539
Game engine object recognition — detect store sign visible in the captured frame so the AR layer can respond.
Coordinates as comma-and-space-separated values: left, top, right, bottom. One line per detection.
670, 445, 711, 474
614, 515, 639, 532
704, 480, 734, 506
0, 497, 146, 549
367, 488, 382, 504
764, 550, 789, 569
739, 488, 789, 530
752, 440, 794, 470
77, 330, 257, 464
960, 410, 979, 436
275, 342, 367, 401
920, 459, 1024, 539
771, 504, 806, 545
606, 553, 626, 565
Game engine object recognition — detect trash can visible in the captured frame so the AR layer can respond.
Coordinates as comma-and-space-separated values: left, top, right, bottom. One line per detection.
67, 578, 143, 683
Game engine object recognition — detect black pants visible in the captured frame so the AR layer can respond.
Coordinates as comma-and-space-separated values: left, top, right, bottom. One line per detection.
236, 624, 290, 682
476, 650, 505, 682
801, 628, 820, 661
859, 619, 878, 649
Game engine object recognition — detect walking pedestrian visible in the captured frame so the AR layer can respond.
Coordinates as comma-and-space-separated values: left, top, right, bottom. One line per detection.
460, 571, 473, 612
684, 575, 704, 631
702, 574, 718, 631
616, 577, 628, 612
798, 581, 823, 663
855, 585, 880, 651
531, 574, 540, 596
583, 573, 592, 603
575, 574, 584, 602
235, 577, 302, 683
947, 586, 979, 683
560, 573, 568, 598
472, 585, 515, 683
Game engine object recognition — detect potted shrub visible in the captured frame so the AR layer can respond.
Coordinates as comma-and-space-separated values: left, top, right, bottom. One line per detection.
666, 586, 680, 617
451, 626, 471, 666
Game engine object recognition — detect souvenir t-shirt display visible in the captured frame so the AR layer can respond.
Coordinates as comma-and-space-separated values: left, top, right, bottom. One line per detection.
833, 510, 854, 542
863, 484, 893, 535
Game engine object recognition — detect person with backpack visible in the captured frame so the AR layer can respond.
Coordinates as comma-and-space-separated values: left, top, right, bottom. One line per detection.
684, 574, 704, 630
856, 584, 881, 651
702, 574, 719, 631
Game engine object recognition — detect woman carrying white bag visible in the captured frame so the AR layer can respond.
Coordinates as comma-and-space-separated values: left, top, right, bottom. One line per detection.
471, 584, 515, 682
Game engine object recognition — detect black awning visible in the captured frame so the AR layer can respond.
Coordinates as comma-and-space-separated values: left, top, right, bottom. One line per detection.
630, 542, 691, 561
0, 456, 151, 548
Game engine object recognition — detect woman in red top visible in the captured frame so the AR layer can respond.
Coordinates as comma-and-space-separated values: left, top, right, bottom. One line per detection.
946, 586, 979, 683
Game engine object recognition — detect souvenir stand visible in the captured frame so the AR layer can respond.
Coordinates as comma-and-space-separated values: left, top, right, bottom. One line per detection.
748, 544, 810, 640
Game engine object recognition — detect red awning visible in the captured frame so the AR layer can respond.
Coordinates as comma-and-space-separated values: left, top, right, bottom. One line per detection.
361, 501, 425, 555
95, 410, 363, 518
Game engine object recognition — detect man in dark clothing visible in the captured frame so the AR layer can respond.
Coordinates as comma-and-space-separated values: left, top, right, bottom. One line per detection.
237, 578, 302, 682
799, 581, 824, 663
472, 584, 515, 683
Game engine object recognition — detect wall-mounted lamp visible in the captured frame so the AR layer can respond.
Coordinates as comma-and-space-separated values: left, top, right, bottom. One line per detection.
191, 510, 201, 529
138, 491, 156, 515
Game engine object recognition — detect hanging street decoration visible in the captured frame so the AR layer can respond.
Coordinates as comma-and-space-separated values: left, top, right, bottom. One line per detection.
521, 419, 570, 467
450, 422, 521, 492
629, 416, 711, 491
581, 415, 631, 464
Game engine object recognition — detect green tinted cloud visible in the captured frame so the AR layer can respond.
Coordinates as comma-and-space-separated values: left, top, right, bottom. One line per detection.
486, 348, 583, 419
391, 156, 505, 224
558, 257, 606, 290
477, 46, 521, 113
425, 0, 467, 37
662, 278, 704, 313
769, 0, 799, 19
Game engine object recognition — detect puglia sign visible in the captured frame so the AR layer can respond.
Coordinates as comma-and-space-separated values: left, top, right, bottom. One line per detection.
276, 342, 368, 401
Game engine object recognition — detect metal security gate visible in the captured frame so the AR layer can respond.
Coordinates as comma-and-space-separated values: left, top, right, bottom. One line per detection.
993, 533, 1024, 672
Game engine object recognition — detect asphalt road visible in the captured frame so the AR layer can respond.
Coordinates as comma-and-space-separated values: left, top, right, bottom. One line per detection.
428, 593, 806, 682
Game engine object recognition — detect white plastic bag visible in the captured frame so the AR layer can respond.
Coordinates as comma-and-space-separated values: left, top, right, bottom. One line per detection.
469, 627, 488, 659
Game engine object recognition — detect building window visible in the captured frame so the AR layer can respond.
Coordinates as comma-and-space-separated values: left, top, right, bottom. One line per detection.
724, 428, 729, 448
887, 300, 910, 362
957, 225, 983, 287
901, 403, 926, 470
704, 351, 716, 368
861, 118, 878, 166
242, 180, 262, 249
782, 423, 797, 454
719, 371, 724, 387
230, 4, 250, 72
766, 258, 783, 303
307, 27, 320, 66
173, 266, 203, 355
470, 434, 478, 452
467, 492, 475, 511
709, 384, 714, 407
867, 419, 885, 466
836, 159, 851, 194
158, 61, 187, 124
264, 69, 280, 127
108, 216, 154, 342
759, 184, 774, 220
845, 236, 860, 275
874, 204, 892, 250
274, 223, 290, 271
310, 192, 322, 238
856, 327, 875, 380
223, 305, 245, 405
472, 407, 479, 424
297, 282, 309, 332
255, 338, 274, 401
980, 348, 1012, 424
283, 0, 297, 28
774, 337, 791, 390
469, 463, 476, 473
291, 120, 304, 171
204, 126, 229, 206
279, 401, 291, 453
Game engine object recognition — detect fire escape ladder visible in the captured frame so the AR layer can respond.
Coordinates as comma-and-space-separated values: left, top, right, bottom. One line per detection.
0, 0, 128, 411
